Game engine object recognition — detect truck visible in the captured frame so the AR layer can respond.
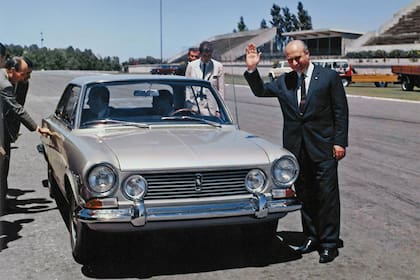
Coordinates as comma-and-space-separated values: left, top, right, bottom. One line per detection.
391, 65, 420, 91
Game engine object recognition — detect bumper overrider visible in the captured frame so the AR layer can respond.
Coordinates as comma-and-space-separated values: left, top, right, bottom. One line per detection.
77, 194, 301, 228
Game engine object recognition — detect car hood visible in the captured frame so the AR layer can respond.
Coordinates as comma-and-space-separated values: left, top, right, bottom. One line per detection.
92, 128, 280, 171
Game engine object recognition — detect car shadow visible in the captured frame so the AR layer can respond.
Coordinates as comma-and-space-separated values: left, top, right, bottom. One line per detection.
80, 228, 305, 278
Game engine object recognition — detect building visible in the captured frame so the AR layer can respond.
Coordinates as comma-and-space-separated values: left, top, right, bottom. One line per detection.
166, 1, 420, 64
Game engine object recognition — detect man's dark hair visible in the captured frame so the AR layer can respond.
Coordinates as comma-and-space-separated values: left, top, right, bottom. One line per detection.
5, 56, 33, 71
23, 57, 33, 69
188, 47, 199, 53
199, 41, 213, 53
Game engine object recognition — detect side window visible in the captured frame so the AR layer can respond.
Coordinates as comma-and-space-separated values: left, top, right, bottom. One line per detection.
55, 85, 81, 128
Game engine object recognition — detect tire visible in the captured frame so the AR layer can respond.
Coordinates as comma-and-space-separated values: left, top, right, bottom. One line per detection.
69, 194, 95, 264
374, 82, 388, 88
341, 78, 350, 87
401, 77, 414, 91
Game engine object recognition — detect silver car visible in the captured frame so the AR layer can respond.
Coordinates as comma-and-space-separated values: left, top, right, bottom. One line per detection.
39, 74, 300, 264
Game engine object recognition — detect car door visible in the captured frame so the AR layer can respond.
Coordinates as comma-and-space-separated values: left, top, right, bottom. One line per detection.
45, 84, 81, 190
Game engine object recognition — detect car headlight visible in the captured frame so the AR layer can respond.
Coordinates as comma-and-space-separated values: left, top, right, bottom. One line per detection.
245, 169, 267, 194
272, 155, 299, 187
87, 164, 117, 194
123, 175, 147, 201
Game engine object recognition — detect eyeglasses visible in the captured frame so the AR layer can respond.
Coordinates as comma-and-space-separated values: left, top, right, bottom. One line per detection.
287, 56, 302, 63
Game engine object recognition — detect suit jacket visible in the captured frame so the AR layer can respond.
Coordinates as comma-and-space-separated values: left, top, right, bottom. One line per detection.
0, 69, 37, 142
186, 58, 225, 98
244, 64, 349, 162
8, 81, 29, 142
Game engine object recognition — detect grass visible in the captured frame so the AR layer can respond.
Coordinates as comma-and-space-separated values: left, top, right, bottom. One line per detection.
225, 74, 420, 102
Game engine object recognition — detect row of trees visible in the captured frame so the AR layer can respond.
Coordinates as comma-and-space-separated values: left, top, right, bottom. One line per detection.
5, 44, 121, 71
234, 2, 312, 51
346, 49, 420, 59
6, 2, 311, 69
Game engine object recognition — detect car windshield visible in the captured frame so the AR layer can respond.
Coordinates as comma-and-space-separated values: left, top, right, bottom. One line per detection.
79, 80, 231, 128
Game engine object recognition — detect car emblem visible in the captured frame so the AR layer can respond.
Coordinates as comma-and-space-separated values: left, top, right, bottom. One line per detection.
194, 173, 203, 192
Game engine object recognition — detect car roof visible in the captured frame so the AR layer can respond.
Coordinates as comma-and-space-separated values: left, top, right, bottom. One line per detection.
68, 74, 209, 86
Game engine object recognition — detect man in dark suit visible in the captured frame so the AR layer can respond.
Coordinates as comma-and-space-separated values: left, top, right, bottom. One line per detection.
0, 56, 50, 215
244, 40, 348, 263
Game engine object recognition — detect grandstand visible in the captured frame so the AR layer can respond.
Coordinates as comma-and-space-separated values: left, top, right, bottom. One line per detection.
346, 0, 420, 53
164, 1, 420, 63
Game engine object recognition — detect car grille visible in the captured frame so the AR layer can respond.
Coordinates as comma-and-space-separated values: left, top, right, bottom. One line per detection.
144, 169, 251, 200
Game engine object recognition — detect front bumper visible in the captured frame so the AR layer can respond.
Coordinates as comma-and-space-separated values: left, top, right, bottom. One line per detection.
77, 194, 301, 228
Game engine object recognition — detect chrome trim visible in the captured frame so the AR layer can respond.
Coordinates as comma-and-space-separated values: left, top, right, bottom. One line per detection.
77, 194, 301, 227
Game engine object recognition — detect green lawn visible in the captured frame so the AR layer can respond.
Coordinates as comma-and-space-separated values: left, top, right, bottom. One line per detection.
225, 74, 420, 101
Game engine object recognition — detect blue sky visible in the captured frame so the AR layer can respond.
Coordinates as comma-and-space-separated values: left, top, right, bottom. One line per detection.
0, 0, 415, 62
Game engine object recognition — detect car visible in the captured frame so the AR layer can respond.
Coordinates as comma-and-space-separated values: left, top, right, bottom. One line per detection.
150, 64, 179, 75
312, 59, 353, 87
268, 61, 292, 81
38, 74, 301, 264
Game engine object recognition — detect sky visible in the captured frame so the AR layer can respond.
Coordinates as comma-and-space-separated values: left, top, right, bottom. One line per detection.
0, 0, 416, 62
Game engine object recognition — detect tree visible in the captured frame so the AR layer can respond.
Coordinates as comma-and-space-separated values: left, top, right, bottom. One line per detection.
260, 19, 268, 29
297, 2, 312, 30
5, 43, 123, 70
270, 2, 313, 52
237, 16, 248, 32
270, 4, 284, 51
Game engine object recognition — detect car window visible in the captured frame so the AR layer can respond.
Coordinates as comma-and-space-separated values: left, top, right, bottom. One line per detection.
55, 85, 81, 128
79, 81, 231, 128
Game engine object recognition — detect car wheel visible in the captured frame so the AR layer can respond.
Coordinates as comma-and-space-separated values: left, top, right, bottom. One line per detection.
69, 194, 94, 264
401, 77, 414, 91
341, 78, 350, 87
374, 82, 388, 88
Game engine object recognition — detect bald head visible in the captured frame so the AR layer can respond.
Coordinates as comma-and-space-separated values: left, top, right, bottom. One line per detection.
285, 40, 310, 73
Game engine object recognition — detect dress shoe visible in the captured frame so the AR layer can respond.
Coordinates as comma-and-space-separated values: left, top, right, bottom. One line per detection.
319, 248, 339, 263
295, 239, 319, 254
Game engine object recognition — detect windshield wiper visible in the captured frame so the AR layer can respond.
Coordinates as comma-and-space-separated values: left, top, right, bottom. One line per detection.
82, 119, 150, 128
161, 116, 222, 128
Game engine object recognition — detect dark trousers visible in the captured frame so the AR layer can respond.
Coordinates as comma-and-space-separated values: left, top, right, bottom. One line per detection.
1, 137, 11, 194
295, 144, 341, 249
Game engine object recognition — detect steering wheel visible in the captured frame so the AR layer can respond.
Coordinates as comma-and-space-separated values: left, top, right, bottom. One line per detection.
170, 108, 199, 116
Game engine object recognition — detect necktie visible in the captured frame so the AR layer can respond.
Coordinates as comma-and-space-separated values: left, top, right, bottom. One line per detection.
202, 63, 206, 80
299, 74, 306, 114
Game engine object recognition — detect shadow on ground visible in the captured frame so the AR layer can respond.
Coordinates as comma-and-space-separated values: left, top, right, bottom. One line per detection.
0, 186, 55, 252
79, 228, 305, 278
